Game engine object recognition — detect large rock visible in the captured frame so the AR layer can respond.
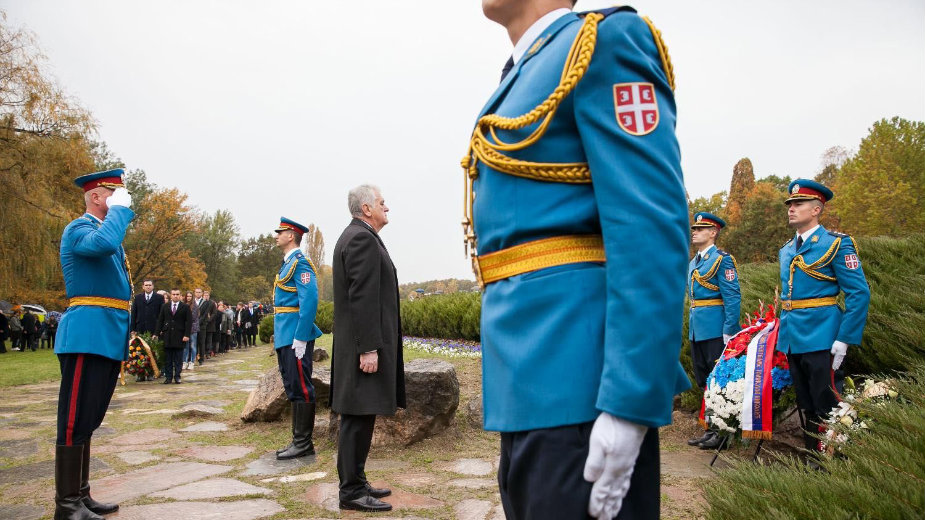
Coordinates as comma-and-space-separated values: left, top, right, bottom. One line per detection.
240, 366, 331, 423
312, 348, 329, 362
328, 358, 459, 446
240, 367, 287, 423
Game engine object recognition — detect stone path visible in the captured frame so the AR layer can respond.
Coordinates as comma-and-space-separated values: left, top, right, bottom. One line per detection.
0, 342, 717, 519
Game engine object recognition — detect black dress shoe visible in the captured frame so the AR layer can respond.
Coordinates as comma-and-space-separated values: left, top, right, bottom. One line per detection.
687, 431, 714, 446
339, 495, 392, 512
174, 379, 181, 384
163, 379, 171, 384
365, 483, 391, 498
699, 432, 724, 450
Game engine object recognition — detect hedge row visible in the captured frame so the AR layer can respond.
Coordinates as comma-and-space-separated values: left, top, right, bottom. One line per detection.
400, 292, 481, 341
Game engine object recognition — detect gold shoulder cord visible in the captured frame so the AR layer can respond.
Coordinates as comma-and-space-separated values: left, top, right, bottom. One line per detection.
459, 13, 676, 266
690, 256, 723, 297
788, 239, 840, 297
78, 215, 135, 300
275, 255, 318, 293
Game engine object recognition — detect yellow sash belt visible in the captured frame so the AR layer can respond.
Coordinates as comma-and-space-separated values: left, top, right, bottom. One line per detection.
475, 235, 605, 287
274, 306, 299, 314
781, 296, 838, 311
691, 298, 724, 308
68, 296, 131, 312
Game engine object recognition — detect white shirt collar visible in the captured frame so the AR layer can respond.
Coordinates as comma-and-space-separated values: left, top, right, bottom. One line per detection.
86, 213, 103, 224
798, 225, 820, 243
284, 248, 299, 262
697, 244, 716, 258
512, 8, 571, 64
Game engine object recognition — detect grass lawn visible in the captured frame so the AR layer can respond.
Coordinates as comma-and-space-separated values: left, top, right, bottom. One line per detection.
0, 347, 61, 387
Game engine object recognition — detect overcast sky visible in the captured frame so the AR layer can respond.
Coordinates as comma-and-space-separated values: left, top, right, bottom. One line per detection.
5, 1, 924, 283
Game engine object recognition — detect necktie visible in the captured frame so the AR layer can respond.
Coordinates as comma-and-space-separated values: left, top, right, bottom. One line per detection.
500, 56, 514, 83
696, 253, 702, 263
796, 236, 804, 250
172, 303, 177, 315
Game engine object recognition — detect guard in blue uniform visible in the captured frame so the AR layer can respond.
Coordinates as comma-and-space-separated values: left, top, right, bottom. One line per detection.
779, 179, 870, 457
686, 212, 741, 449
462, 3, 689, 518
272, 217, 323, 460
54, 169, 134, 520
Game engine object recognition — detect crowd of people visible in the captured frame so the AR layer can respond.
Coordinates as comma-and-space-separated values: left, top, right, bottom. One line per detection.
0, 305, 58, 353
130, 282, 267, 382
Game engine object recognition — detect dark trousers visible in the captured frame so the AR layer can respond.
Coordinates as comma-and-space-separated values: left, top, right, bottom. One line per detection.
163, 349, 184, 382
0, 336, 6, 353
276, 343, 315, 402
788, 350, 839, 452
498, 422, 659, 520
56, 354, 121, 446
248, 331, 257, 346
337, 413, 376, 500
691, 336, 725, 389
196, 330, 207, 363
235, 328, 243, 347
219, 333, 229, 352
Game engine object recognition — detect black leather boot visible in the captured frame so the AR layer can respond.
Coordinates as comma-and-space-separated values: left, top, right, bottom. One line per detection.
80, 440, 118, 515
687, 430, 714, 446
54, 444, 104, 520
276, 401, 315, 460
275, 403, 297, 455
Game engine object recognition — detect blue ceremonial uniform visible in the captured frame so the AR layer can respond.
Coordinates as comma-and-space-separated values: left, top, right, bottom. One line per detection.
55, 207, 135, 362
688, 245, 741, 341
468, 8, 689, 432
273, 250, 322, 349
778, 226, 870, 353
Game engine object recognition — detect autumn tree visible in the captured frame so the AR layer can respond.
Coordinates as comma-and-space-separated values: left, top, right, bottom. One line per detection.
187, 209, 239, 299
828, 117, 925, 236
725, 158, 755, 225
301, 223, 325, 295
721, 181, 792, 262
689, 191, 727, 219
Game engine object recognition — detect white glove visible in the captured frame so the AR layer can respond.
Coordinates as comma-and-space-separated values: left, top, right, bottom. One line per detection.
293, 339, 307, 360
831, 340, 848, 370
723, 334, 732, 345
583, 412, 647, 519
106, 187, 132, 208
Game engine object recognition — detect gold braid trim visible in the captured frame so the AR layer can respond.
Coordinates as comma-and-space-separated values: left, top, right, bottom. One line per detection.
274, 254, 319, 294
642, 16, 675, 91
691, 256, 723, 294
461, 13, 604, 261
787, 238, 840, 297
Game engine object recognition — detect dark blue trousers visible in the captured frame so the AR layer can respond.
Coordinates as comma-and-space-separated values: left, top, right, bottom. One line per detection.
56, 353, 120, 446
499, 422, 660, 519
276, 341, 315, 402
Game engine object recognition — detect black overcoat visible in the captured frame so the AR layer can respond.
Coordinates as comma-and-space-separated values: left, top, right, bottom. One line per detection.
155, 301, 192, 350
131, 292, 165, 334
331, 219, 406, 415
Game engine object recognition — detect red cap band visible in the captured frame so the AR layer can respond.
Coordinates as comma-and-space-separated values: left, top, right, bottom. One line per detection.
81, 177, 124, 192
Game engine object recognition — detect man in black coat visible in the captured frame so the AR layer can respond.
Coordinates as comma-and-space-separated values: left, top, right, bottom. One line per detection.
0, 311, 8, 354
332, 184, 406, 513
200, 291, 217, 359
21, 309, 38, 352
131, 280, 165, 336
155, 289, 192, 384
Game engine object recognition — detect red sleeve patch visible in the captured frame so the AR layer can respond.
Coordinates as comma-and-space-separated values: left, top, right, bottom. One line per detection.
725, 268, 736, 281
300, 272, 311, 284
844, 254, 859, 269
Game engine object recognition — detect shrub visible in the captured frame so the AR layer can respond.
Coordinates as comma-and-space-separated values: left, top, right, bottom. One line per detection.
400, 292, 481, 341
704, 362, 925, 520
258, 315, 273, 344
316, 301, 333, 333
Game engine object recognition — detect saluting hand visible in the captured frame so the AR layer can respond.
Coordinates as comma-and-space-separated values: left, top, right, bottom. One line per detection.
359, 351, 379, 373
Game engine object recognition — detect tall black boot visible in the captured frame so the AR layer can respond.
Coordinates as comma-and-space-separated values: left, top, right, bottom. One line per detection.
80, 440, 118, 515
276, 401, 315, 460
54, 444, 103, 520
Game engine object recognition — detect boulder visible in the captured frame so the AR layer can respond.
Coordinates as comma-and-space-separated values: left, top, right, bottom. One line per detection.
241, 366, 332, 423
328, 358, 459, 446
312, 348, 329, 362
240, 367, 287, 423
466, 395, 483, 429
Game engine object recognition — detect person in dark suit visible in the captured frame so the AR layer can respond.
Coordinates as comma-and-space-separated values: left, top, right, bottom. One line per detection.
244, 302, 258, 345
0, 310, 9, 354
155, 289, 192, 384
130, 280, 165, 336
21, 309, 38, 352
200, 291, 217, 359
331, 185, 406, 513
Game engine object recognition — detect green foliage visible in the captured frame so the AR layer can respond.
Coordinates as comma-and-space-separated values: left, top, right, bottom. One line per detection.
399, 279, 479, 300
679, 234, 925, 410
704, 363, 925, 520
400, 292, 481, 340
689, 191, 727, 218
186, 209, 240, 300
258, 315, 273, 344
136, 331, 165, 369
316, 301, 333, 334
831, 117, 925, 236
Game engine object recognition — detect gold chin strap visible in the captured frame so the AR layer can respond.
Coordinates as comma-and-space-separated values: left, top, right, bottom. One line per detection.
788, 238, 840, 298
460, 13, 605, 263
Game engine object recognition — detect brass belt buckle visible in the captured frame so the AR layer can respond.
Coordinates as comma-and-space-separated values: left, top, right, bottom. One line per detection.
782, 300, 792, 311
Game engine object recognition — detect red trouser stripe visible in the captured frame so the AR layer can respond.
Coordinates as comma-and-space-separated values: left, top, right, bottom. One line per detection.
294, 350, 311, 402
66, 354, 85, 446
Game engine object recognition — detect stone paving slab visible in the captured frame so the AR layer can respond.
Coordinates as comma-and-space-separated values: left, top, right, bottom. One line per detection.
179, 421, 229, 432
260, 471, 327, 483
455, 499, 492, 520
93, 443, 156, 455
393, 472, 441, 488
109, 498, 283, 520
660, 450, 714, 479
107, 428, 179, 446
303, 482, 443, 513
441, 458, 493, 476
93, 462, 232, 503
174, 404, 225, 418
448, 478, 496, 489
0, 438, 38, 458
0, 457, 109, 485
0, 504, 44, 520
242, 452, 318, 476
175, 445, 254, 462
115, 451, 160, 465
149, 477, 272, 500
